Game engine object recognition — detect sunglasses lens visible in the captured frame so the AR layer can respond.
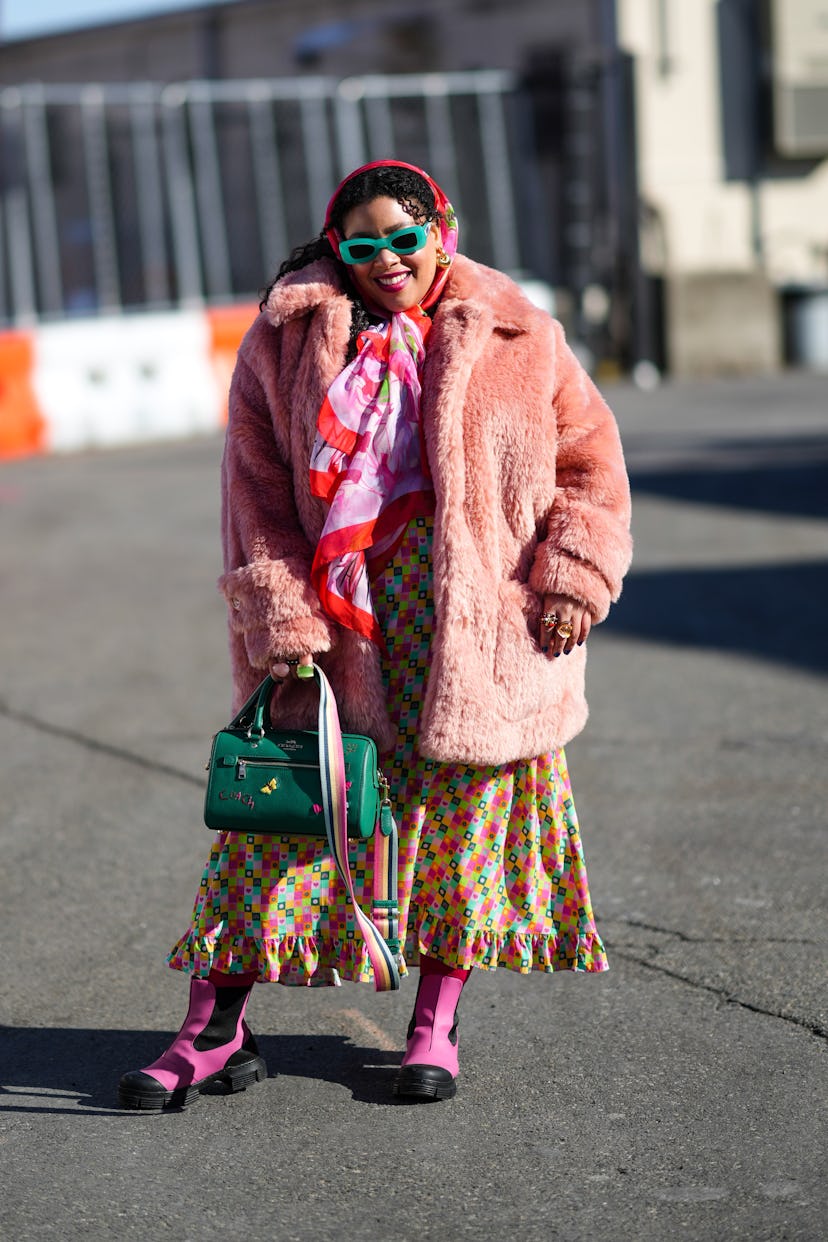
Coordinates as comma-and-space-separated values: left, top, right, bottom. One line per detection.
389, 228, 424, 254
341, 241, 376, 263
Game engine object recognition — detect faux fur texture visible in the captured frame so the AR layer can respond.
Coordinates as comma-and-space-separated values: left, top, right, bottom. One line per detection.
219, 254, 632, 764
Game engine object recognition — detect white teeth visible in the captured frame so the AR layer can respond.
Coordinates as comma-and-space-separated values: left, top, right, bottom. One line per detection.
377, 273, 409, 290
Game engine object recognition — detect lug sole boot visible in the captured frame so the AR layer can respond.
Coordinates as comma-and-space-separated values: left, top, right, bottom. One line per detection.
394, 973, 466, 1102
118, 974, 266, 1111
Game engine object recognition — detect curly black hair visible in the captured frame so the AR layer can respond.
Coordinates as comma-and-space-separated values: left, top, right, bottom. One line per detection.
259, 165, 440, 354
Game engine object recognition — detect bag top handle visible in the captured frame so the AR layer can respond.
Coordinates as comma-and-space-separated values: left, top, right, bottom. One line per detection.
229, 669, 321, 737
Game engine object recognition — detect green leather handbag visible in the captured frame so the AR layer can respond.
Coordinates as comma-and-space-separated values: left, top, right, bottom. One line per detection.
204, 674, 388, 840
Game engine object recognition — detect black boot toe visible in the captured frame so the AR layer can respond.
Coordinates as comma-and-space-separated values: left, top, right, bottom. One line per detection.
117, 1042, 267, 1111
117, 1069, 199, 1111
394, 1063, 457, 1101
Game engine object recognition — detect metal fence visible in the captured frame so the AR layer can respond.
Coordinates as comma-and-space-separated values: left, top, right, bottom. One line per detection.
0, 71, 549, 326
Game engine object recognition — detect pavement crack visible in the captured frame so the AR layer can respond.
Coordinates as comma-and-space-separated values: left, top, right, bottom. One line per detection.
606, 917, 821, 947
611, 917, 698, 942
607, 945, 828, 1041
0, 696, 202, 788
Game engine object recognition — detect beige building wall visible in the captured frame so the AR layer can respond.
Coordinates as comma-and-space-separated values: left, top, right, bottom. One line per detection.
618, 0, 828, 373
619, 0, 754, 272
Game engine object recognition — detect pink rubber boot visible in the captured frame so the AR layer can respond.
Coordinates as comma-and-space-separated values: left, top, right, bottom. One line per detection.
118, 972, 265, 1110
394, 959, 470, 1101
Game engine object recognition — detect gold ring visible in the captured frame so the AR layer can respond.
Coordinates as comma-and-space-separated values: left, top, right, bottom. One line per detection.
541, 612, 559, 629
556, 621, 574, 640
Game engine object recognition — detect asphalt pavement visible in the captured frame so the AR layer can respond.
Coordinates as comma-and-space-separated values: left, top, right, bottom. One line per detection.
1, 371, 826, 1241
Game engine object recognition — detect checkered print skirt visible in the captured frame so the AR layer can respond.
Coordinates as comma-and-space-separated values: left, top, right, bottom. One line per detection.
168, 517, 608, 985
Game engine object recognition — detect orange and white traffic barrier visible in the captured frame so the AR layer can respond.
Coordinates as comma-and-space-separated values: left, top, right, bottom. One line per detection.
0, 305, 258, 461
0, 331, 48, 460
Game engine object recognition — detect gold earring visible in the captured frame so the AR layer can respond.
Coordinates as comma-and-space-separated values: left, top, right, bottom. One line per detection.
436, 246, 451, 268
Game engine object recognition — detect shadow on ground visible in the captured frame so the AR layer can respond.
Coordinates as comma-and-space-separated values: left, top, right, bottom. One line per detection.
617, 431, 828, 673
0, 1026, 401, 1114
609, 560, 828, 674
627, 432, 828, 520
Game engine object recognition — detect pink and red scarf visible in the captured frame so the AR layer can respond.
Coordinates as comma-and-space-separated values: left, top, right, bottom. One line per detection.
309, 161, 458, 647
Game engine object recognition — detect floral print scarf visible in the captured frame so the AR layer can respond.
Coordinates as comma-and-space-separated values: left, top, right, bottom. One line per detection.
309, 162, 458, 646
309, 309, 435, 646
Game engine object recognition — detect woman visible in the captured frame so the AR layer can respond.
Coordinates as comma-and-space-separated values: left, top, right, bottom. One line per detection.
118, 159, 632, 1109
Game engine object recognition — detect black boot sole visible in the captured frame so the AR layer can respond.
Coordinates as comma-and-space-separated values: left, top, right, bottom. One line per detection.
118, 1050, 268, 1111
394, 1063, 457, 1101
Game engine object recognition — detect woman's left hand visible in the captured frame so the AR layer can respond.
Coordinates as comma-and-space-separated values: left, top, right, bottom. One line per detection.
539, 594, 591, 657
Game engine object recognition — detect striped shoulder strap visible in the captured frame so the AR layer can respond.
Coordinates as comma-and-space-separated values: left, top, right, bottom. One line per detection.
314, 665, 401, 992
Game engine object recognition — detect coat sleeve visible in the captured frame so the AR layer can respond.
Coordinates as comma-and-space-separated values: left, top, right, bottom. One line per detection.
528, 324, 632, 621
218, 336, 337, 670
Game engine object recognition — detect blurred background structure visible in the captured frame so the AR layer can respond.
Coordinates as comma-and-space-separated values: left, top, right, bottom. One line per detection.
0, 0, 827, 457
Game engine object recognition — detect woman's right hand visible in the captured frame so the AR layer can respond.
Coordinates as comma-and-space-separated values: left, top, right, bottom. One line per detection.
270, 654, 315, 681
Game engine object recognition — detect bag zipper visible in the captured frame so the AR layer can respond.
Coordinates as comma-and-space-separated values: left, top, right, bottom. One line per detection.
234, 757, 389, 800
237, 757, 319, 779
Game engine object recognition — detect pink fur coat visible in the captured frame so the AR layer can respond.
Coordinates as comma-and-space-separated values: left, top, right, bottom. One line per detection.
219, 254, 632, 764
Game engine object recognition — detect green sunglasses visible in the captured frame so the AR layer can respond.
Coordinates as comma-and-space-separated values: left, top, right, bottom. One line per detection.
338, 222, 433, 265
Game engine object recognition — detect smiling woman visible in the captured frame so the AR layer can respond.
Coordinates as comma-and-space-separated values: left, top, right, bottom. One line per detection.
338, 198, 441, 316
117, 158, 632, 1112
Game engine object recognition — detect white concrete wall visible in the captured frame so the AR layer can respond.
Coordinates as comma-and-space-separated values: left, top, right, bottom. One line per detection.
617, 0, 828, 285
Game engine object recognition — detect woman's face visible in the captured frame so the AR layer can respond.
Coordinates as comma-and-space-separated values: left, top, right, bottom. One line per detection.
340, 195, 439, 315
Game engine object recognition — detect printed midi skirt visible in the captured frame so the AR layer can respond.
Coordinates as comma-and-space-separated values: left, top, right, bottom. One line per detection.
169, 516, 608, 985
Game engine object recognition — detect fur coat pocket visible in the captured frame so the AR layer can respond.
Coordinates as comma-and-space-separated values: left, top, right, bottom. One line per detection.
492, 581, 550, 719
491, 579, 586, 735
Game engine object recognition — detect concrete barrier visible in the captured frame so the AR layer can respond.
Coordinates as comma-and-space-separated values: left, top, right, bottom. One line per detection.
666, 272, 783, 377
0, 305, 258, 460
